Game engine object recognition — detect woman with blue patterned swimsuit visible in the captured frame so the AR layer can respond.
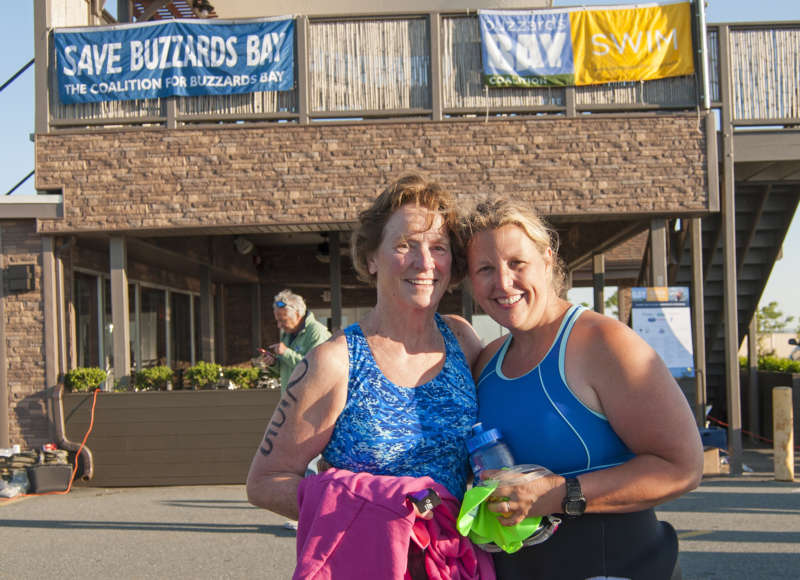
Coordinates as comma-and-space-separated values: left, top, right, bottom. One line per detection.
322, 312, 476, 498
246, 174, 482, 523
462, 198, 704, 580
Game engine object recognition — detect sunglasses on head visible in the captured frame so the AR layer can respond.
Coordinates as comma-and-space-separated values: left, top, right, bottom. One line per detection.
274, 300, 289, 309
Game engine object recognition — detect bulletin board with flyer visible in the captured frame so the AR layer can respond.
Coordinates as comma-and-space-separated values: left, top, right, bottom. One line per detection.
631, 286, 694, 379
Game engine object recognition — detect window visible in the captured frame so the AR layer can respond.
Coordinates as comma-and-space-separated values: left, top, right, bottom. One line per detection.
193, 295, 201, 363
75, 272, 100, 368
170, 291, 194, 368
103, 278, 113, 371
72, 272, 201, 376
140, 286, 166, 368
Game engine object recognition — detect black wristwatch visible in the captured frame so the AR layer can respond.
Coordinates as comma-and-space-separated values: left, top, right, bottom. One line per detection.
562, 477, 586, 517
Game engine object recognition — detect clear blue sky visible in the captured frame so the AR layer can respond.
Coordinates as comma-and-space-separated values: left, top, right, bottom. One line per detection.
2, 1, 798, 328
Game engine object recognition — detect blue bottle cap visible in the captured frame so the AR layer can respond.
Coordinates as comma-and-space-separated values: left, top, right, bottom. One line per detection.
466, 425, 503, 454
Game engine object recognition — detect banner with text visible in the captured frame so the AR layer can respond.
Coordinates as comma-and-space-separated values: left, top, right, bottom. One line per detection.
479, 1, 693, 88
54, 17, 294, 104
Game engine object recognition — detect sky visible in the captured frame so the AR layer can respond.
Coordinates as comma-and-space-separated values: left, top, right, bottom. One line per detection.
1, 1, 798, 327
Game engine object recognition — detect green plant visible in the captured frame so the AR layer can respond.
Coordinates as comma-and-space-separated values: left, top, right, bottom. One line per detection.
757, 355, 800, 373
223, 366, 259, 389
184, 361, 222, 389
135, 366, 174, 390
65, 367, 108, 392
755, 301, 796, 356
742, 354, 800, 373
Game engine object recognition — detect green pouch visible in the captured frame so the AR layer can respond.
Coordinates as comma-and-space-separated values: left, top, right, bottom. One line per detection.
456, 479, 543, 554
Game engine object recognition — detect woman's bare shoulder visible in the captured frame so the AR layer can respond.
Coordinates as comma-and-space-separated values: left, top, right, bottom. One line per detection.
569, 308, 643, 354
473, 335, 506, 379
442, 313, 483, 366
294, 331, 349, 390
313, 330, 348, 362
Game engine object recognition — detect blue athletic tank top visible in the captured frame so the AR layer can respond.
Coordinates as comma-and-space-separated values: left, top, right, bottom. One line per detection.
322, 313, 477, 498
477, 305, 634, 477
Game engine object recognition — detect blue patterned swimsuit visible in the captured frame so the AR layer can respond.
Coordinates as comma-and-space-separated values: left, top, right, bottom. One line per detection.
322, 313, 477, 499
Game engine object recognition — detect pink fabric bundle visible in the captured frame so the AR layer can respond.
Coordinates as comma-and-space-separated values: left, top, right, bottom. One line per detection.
294, 468, 495, 580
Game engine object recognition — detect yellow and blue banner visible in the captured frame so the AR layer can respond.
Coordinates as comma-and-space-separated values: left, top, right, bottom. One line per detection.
54, 17, 294, 104
479, 1, 693, 88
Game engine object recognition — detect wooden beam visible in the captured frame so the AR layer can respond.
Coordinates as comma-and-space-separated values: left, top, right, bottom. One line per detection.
736, 185, 770, 278
719, 24, 743, 475
747, 314, 759, 441
297, 16, 310, 125
0, 227, 8, 447
125, 237, 259, 284
138, 0, 170, 21
649, 218, 668, 287
329, 231, 342, 331
34, 0, 51, 135
117, 0, 132, 22
592, 254, 605, 314
703, 213, 723, 283
251, 283, 262, 355
42, 236, 59, 438
430, 12, 443, 121
200, 268, 215, 363
565, 222, 645, 273
689, 218, 707, 427
110, 236, 132, 388
461, 287, 473, 323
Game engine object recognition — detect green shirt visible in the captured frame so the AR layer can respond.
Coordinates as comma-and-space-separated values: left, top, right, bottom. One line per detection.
276, 312, 331, 392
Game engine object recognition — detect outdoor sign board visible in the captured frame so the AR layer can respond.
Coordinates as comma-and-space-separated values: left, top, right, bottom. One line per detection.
54, 17, 295, 103
479, 1, 694, 88
631, 286, 695, 378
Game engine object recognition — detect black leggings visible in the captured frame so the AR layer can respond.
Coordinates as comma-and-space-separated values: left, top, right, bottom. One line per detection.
492, 508, 678, 580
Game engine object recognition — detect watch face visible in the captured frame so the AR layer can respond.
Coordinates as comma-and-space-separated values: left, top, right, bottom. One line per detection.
564, 499, 585, 516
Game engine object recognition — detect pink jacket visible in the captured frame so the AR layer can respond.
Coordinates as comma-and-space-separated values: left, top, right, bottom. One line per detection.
294, 468, 495, 580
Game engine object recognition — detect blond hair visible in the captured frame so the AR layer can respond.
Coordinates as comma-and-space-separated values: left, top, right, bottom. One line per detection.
462, 197, 566, 297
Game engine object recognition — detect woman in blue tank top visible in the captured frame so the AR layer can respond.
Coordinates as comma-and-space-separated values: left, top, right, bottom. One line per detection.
462, 198, 704, 580
246, 175, 483, 551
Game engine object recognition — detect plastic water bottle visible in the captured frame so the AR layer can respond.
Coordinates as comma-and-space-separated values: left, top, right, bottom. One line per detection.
466, 422, 515, 482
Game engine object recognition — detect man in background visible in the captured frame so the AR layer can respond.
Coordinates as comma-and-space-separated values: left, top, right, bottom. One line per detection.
268, 289, 332, 394
265, 289, 331, 532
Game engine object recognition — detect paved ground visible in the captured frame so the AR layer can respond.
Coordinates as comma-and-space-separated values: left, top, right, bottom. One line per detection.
1, 445, 798, 579
663, 446, 800, 580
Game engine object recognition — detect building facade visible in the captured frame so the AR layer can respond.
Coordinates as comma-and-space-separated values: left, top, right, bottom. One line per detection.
2, 0, 798, 482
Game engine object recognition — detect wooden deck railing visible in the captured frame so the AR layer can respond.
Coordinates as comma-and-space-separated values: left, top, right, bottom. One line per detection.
45, 12, 800, 130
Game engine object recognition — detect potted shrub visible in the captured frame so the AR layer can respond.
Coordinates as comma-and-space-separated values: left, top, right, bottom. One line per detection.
223, 366, 259, 389
184, 361, 222, 389
64, 367, 108, 392
134, 365, 175, 391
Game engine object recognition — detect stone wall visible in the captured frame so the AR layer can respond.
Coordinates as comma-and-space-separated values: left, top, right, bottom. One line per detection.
1, 221, 49, 446
35, 114, 712, 234
10, 112, 714, 447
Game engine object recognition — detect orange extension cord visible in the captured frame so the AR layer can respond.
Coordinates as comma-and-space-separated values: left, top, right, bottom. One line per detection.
1, 387, 99, 501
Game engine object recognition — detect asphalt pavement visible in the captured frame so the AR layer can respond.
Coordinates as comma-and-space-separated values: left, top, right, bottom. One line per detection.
662, 445, 800, 580
1, 444, 798, 579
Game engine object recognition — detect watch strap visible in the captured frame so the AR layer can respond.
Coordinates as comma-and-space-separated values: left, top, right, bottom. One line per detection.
565, 477, 581, 498
562, 477, 586, 516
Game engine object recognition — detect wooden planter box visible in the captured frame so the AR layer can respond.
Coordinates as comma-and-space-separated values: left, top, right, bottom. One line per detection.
63, 389, 281, 487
